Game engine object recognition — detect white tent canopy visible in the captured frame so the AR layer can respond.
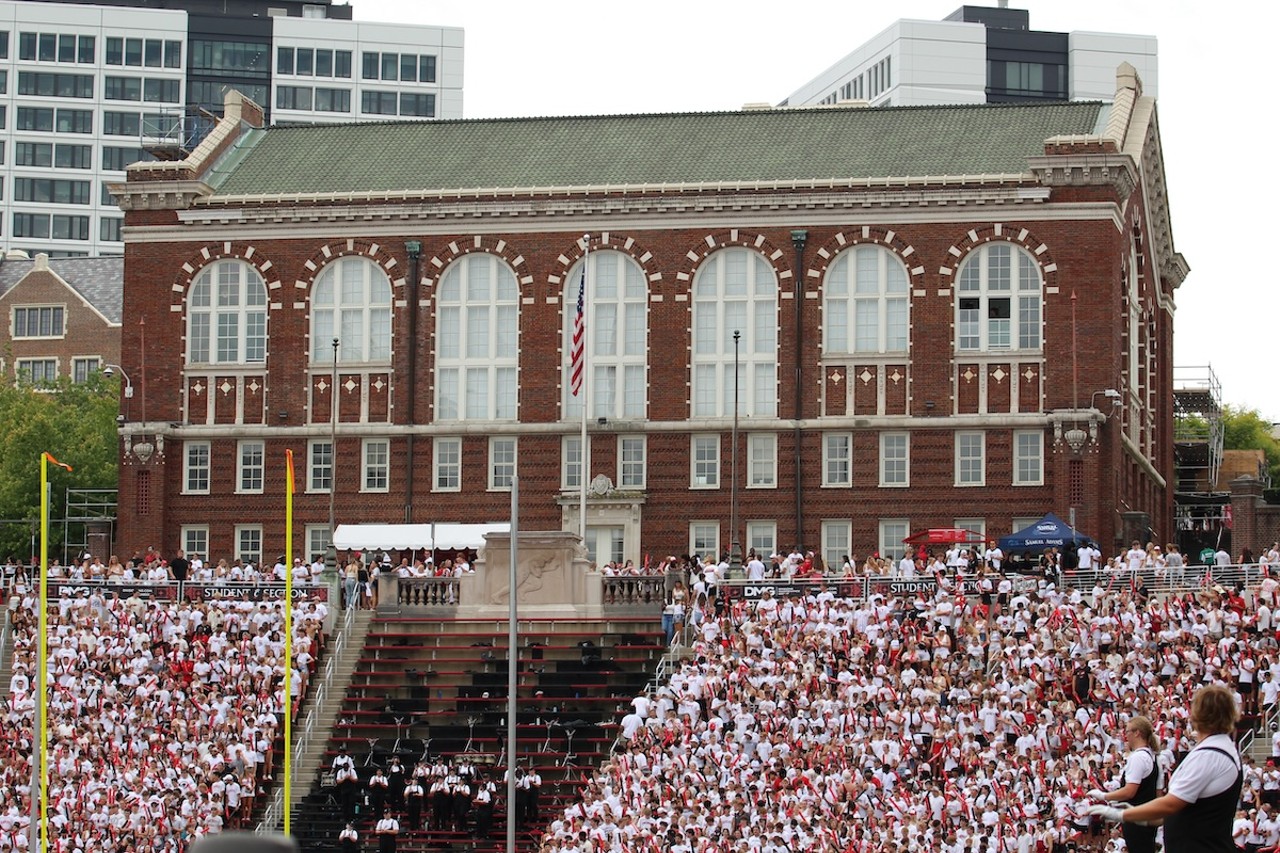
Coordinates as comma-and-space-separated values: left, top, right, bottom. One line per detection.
332, 523, 510, 552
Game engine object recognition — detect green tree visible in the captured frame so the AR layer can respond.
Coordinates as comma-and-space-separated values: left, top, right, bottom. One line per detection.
1222, 404, 1280, 484
0, 374, 119, 560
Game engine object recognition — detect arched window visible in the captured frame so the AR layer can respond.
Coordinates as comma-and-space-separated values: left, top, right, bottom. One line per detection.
824, 245, 909, 354
310, 256, 392, 364
187, 260, 267, 365
691, 248, 777, 418
956, 243, 1042, 352
435, 254, 519, 421
562, 250, 648, 419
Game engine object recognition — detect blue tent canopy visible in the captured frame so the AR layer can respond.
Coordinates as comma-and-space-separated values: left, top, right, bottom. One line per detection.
997, 513, 1092, 553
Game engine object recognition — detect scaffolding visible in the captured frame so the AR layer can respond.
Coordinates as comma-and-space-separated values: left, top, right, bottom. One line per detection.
141, 106, 219, 161
1173, 365, 1224, 494
61, 489, 117, 562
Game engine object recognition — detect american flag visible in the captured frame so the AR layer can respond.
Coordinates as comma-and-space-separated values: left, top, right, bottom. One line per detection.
569, 269, 585, 396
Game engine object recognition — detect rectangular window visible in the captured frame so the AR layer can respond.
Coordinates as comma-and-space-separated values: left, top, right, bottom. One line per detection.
562, 435, 582, 490
18, 71, 94, 98
748, 433, 777, 488
955, 431, 985, 486
1013, 430, 1044, 485
51, 215, 89, 240
103, 111, 141, 136
399, 93, 435, 117
16, 142, 52, 167
295, 47, 313, 76
618, 436, 645, 489
361, 51, 378, 79
184, 441, 211, 494
164, 41, 181, 68
15, 178, 91, 205
420, 55, 437, 83
880, 432, 909, 487
690, 522, 720, 559
143, 39, 161, 66
381, 52, 397, 80
277, 46, 294, 74
181, 526, 209, 561
308, 440, 332, 492
142, 78, 179, 103
102, 146, 149, 171
314, 87, 351, 112
55, 144, 91, 169
276, 85, 312, 111
12, 214, 50, 239
99, 218, 122, 242
489, 437, 515, 490
124, 37, 141, 66
237, 440, 265, 493
954, 518, 985, 540
335, 50, 352, 78
433, 437, 460, 491
235, 525, 263, 565
360, 90, 398, 115
106, 37, 122, 65
315, 49, 332, 76
16, 358, 58, 385
691, 435, 719, 488
823, 432, 852, 486
71, 357, 99, 384
13, 306, 65, 338
56, 109, 92, 133
878, 518, 910, 563
306, 525, 331, 562
400, 53, 417, 82
16, 107, 54, 132
821, 520, 852, 571
78, 35, 94, 63
747, 521, 777, 559
362, 438, 389, 491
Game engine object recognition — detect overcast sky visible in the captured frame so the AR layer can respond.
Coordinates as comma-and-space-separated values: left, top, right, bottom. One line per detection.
357, 0, 1277, 423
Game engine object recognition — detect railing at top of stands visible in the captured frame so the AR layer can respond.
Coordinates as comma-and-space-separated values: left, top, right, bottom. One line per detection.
257, 598, 356, 833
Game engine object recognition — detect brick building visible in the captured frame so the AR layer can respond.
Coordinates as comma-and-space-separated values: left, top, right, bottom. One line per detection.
111, 64, 1185, 567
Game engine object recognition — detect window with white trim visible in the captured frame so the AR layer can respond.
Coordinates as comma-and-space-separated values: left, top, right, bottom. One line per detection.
237, 440, 264, 493
748, 433, 777, 488
955, 431, 985, 486
878, 518, 910, 563
436, 254, 519, 421
822, 520, 852, 571
1013, 430, 1044, 485
618, 436, 645, 489
236, 525, 263, 565
562, 436, 582, 490
184, 441, 210, 494
879, 432, 909, 487
562, 251, 648, 420
1012, 517, 1039, 534
306, 525, 331, 562
824, 245, 909, 354
489, 437, 515, 490
310, 256, 392, 364
823, 432, 852, 487
691, 435, 719, 488
362, 438, 389, 492
71, 357, 99, 384
690, 522, 720, 559
747, 521, 777, 559
308, 440, 332, 492
16, 358, 58, 385
433, 437, 460, 491
181, 526, 208, 560
692, 248, 778, 417
13, 305, 64, 338
187, 260, 267, 365
954, 518, 985, 539
956, 243, 1042, 352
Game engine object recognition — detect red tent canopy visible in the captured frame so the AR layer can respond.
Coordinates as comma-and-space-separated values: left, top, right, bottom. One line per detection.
902, 528, 988, 546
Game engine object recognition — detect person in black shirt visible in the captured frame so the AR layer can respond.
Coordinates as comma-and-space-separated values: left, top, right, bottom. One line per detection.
169, 550, 190, 582
1089, 715, 1162, 853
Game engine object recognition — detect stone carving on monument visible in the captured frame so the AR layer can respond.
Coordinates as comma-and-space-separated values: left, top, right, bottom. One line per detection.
458, 529, 600, 619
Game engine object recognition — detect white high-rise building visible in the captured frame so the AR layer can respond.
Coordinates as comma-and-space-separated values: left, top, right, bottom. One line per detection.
0, 0, 463, 258
784, 5, 1156, 109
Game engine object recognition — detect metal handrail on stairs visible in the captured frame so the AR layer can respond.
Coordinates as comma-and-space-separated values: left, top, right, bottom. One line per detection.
258, 602, 358, 833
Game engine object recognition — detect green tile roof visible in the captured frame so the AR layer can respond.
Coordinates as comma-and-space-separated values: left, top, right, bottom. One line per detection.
209, 101, 1107, 198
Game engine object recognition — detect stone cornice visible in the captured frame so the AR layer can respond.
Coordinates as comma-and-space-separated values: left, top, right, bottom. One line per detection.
110, 180, 214, 211
1026, 151, 1138, 199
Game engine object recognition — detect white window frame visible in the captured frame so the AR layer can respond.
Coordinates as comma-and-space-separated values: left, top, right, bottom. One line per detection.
362, 438, 389, 492
237, 440, 265, 494
956, 243, 1043, 353
307, 439, 332, 493
821, 520, 852, 572
747, 521, 777, 559
562, 435, 582, 490
435, 254, 519, 422
691, 435, 720, 489
1013, 429, 1044, 485
235, 524, 263, 565
823, 245, 909, 355
879, 432, 909, 487
618, 435, 646, 490
562, 251, 649, 421
823, 432, 852, 487
187, 260, 268, 365
954, 431, 986, 487
1012, 517, 1040, 534
12, 305, 65, 339
71, 357, 100, 384
878, 518, 910, 563
181, 525, 208, 561
489, 436, 516, 491
433, 437, 461, 492
691, 248, 778, 418
954, 518, 986, 540
748, 433, 777, 489
183, 440, 211, 495
15, 358, 58, 384
306, 525, 332, 563
690, 522, 720, 560
310, 256, 393, 365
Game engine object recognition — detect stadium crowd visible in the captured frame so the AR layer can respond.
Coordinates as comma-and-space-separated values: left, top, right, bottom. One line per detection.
2, 551, 328, 853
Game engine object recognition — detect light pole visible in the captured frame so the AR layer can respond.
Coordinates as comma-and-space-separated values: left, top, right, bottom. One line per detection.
730, 330, 742, 574
100, 363, 133, 421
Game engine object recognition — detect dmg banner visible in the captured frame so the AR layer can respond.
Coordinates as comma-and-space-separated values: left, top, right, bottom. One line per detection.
54, 582, 177, 601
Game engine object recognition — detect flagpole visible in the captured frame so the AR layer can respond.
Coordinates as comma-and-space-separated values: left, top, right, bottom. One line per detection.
578, 234, 590, 545
284, 448, 295, 835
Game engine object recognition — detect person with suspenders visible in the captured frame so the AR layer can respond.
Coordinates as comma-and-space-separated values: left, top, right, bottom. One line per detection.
1090, 685, 1244, 853
1088, 714, 1162, 853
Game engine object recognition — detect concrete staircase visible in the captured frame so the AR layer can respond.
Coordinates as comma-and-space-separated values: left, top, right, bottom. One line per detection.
0, 610, 14, 696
